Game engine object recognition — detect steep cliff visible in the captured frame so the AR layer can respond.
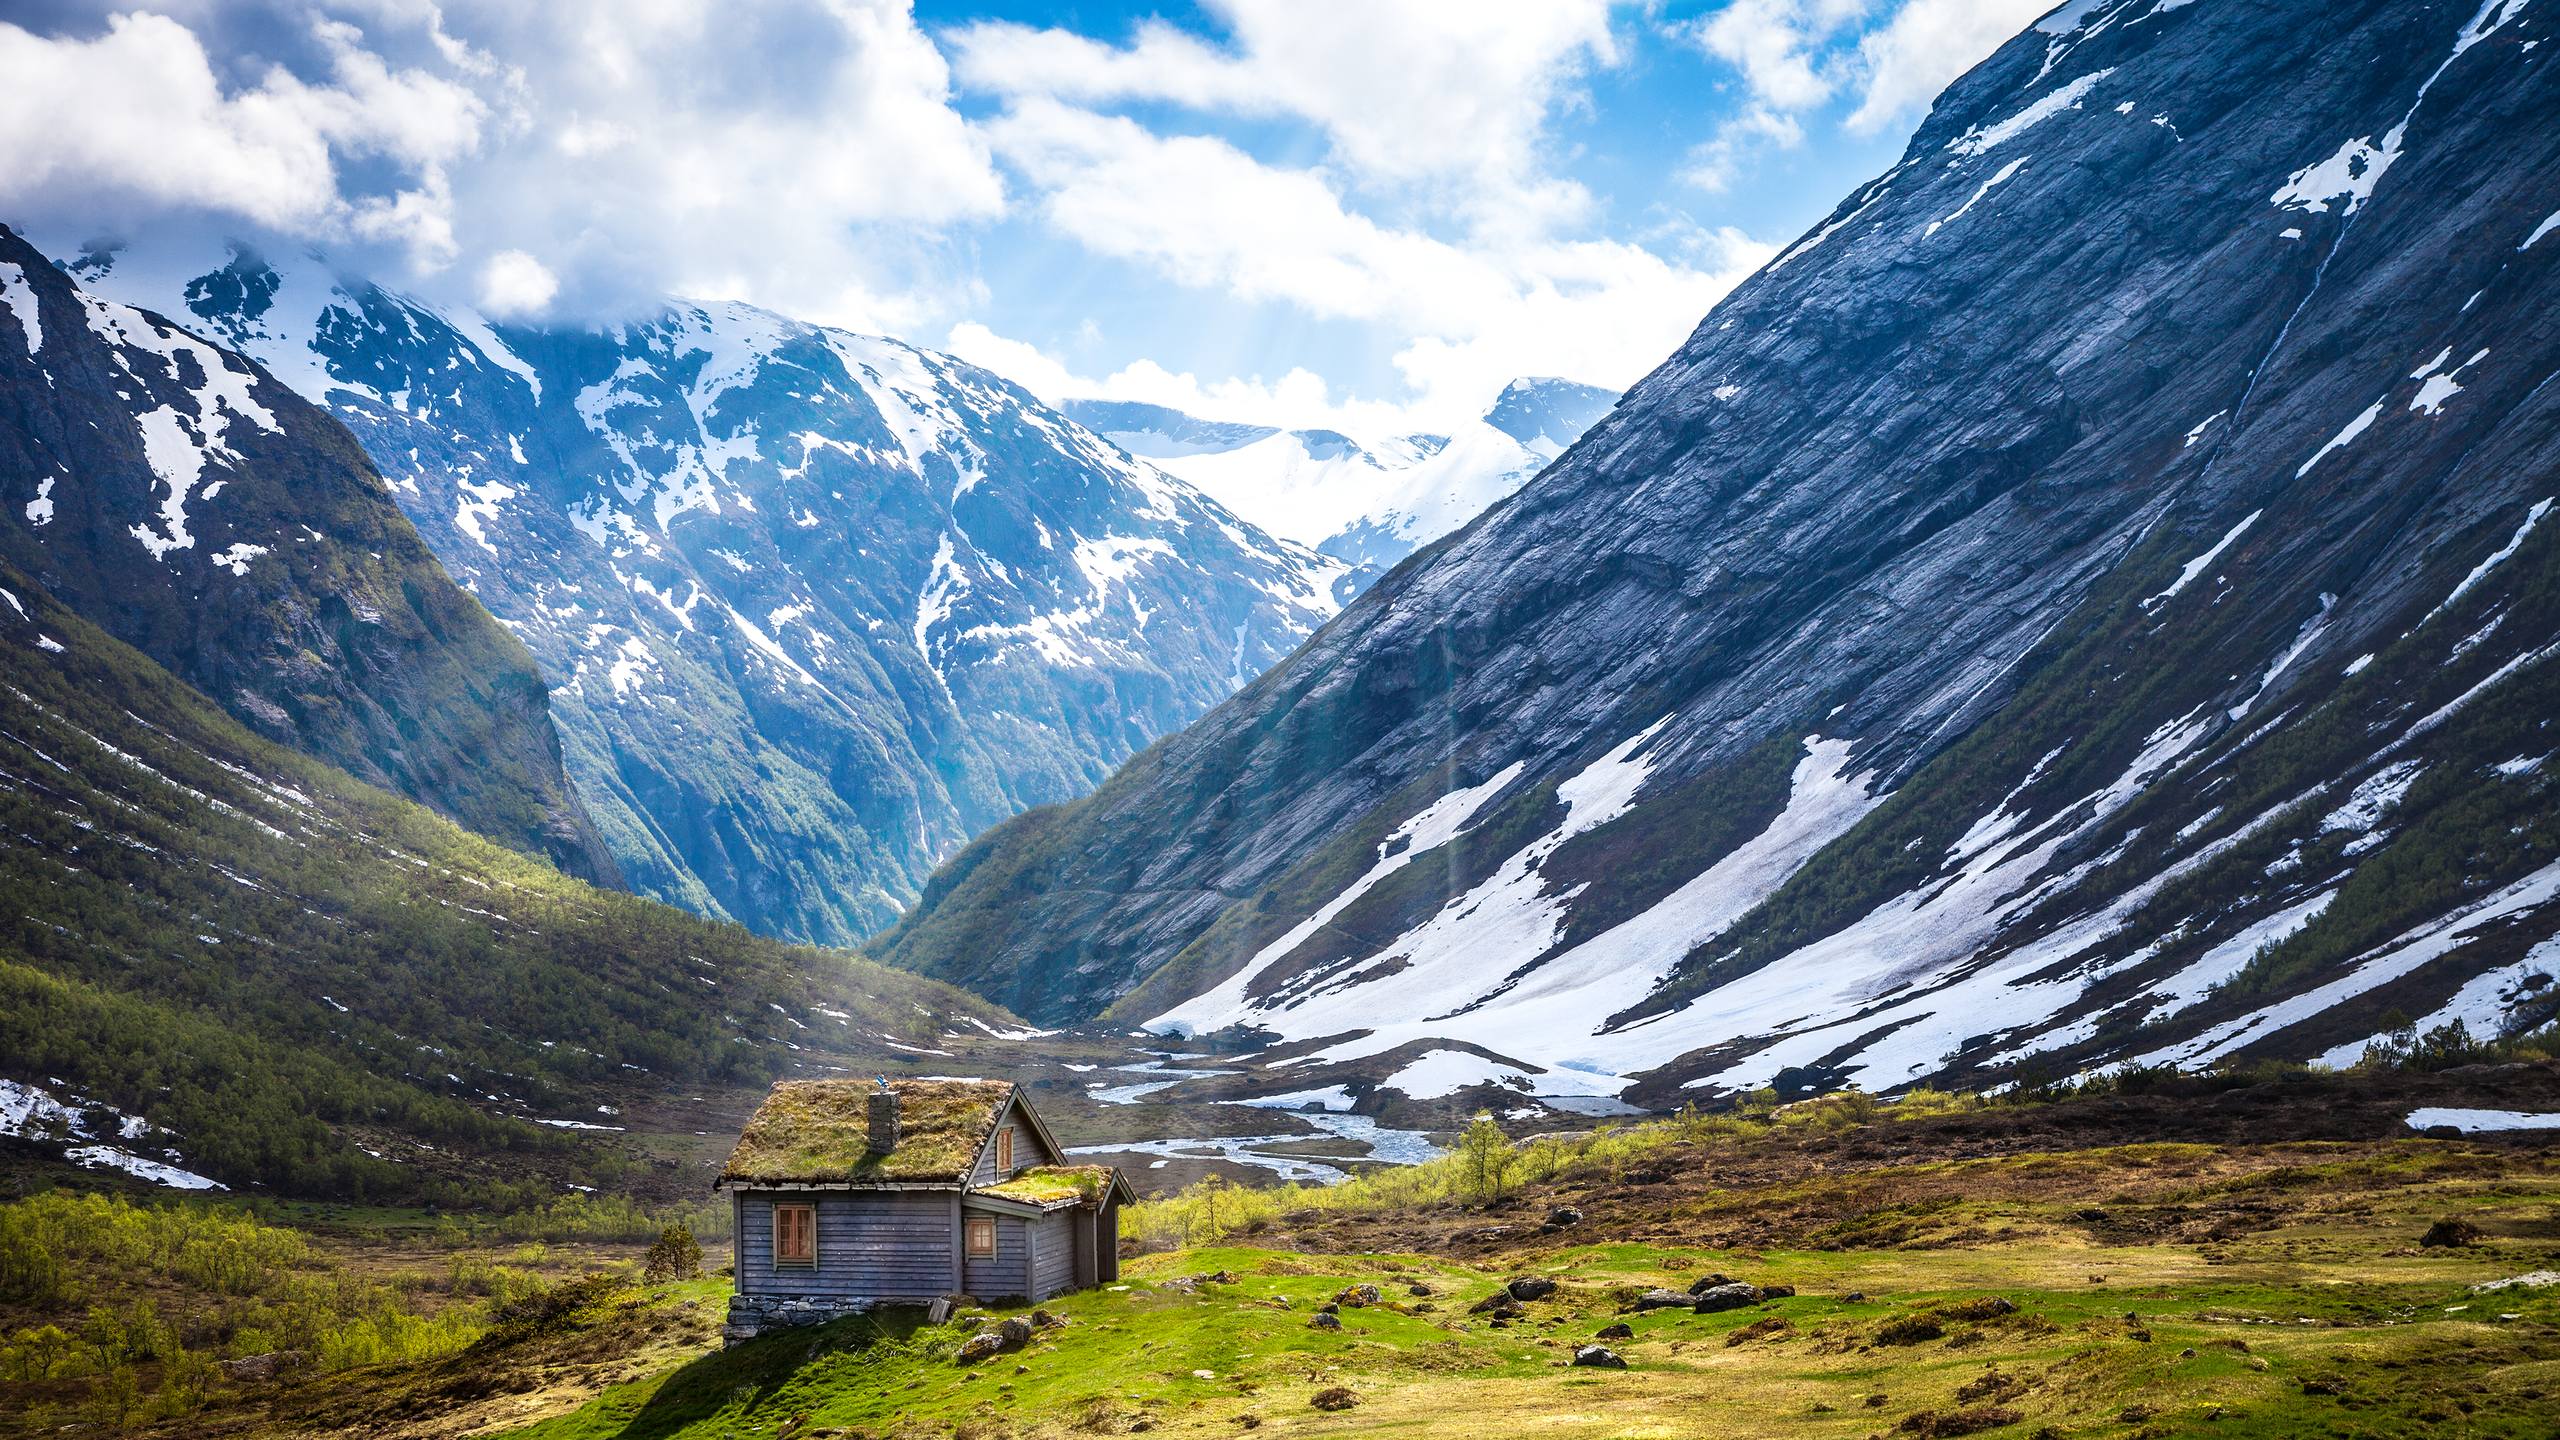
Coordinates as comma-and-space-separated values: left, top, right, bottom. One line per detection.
879, 0, 2560, 1111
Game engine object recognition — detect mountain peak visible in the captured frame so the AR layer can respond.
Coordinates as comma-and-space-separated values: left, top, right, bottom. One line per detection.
1480, 376, 1618, 451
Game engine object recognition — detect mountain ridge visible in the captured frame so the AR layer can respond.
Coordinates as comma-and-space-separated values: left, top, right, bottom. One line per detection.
0, 223, 618, 883
876, 0, 2560, 1112
42, 233, 1350, 942
1065, 377, 1617, 577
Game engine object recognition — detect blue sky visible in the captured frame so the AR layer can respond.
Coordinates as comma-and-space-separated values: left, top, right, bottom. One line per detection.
0, 1, 2059, 431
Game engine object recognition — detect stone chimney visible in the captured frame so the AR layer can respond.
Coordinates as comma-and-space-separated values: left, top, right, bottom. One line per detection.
865, 1081, 899, 1155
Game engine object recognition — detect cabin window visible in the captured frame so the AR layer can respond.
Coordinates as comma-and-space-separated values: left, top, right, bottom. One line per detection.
995, 1126, 1014, 1172
773, 1203, 816, 1269
965, 1215, 997, 1259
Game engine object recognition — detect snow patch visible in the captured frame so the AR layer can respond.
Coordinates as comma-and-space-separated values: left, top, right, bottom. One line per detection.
2407, 1107, 2560, 1133
2426, 498, 2552, 625
1926, 157, 2030, 238
1949, 69, 2115, 157
2296, 399, 2383, 478
0, 261, 41, 354
2143, 510, 2259, 608
208, 543, 268, 577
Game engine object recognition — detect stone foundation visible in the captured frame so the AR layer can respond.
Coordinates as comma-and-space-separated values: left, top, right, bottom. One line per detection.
724, 1293, 875, 1342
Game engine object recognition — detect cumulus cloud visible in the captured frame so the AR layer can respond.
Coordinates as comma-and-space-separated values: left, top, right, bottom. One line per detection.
947, 321, 1414, 434
0, 1, 1002, 324
948, 0, 1618, 237
971, 96, 1770, 429
0, 12, 477, 244
1845, 0, 2058, 133
1674, 0, 2051, 189
475, 248, 556, 316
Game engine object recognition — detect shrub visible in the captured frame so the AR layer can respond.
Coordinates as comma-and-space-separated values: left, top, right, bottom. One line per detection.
643, 1224, 704, 1284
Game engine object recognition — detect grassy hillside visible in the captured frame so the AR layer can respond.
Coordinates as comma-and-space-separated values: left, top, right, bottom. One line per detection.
17, 1067, 2555, 1438
0, 563, 1014, 1208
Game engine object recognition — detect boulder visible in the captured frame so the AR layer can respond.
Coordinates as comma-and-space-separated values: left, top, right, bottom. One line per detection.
1692, 1283, 1762, 1313
1631, 1289, 1691, 1312
955, 1332, 1006, 1365
1760, 1284, 1796, 1299
1572, 1345, 1627, 1370
1334, 1284, 1384, 1308
996, 1318, 1034, 1351
1595, 1322, 1634, 1340
1406, 1282, 1434, 1297
1308, 1312, 1343, 1332
1470, 1293, 1525, 1319
1506, 1276, 1558, 1302
1031, 1309, 1068, 1330
1545, 1206, 1583, 1228
1685, 1273, 1736, 1295
218, 1351, 307, 1383
2422, 1218, 2483, 1248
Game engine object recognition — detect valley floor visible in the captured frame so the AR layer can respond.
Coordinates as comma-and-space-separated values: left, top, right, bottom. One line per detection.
16, 1066, 2556, 1440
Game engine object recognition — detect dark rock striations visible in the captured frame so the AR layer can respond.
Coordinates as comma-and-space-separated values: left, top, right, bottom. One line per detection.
879, 0, 2560, 1103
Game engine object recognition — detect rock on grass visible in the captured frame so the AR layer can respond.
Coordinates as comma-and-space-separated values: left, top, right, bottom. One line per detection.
1895, 1406, 2023, 1437
2422, 1218, 2483, 1248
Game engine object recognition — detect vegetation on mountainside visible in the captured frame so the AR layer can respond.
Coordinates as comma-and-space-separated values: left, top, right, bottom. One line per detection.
7, 1070, 2555, 1437
0, 1190, 655, 1435
0, 567, 1007, 1206
1623, 491, 2560, 1072
433, 1076, 2560, 1436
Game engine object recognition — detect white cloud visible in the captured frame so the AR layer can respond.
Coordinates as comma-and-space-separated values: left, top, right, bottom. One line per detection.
1689, 0, 1868, 112
0, 1, 1002, 324
948, 320, 1418, 435
476, 248, 556, 315
0, 12, 474, 243
1673, 0, 2051, 186
975, 98, 1769, 430
949, 0, 1618, 237
1681, 106, 1809, 193
1845, 0, 2058, 133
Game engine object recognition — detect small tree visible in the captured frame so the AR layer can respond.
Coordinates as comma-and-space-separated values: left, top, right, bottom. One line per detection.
7, 1324, 72, 1382
77, 1306, 127, 1376
1456, 1112, 1516, 1206
1188, 1174, 1231, 1245
642, 1223, 704, 1284
154, 1344, 216, 1417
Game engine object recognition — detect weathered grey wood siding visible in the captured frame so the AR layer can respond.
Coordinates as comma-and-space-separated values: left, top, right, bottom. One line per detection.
968, 1097, 1058, 1185
735, 1191, 955, 1301
1031, 1210, 1076, 1299
962, 1211, 1028, 1297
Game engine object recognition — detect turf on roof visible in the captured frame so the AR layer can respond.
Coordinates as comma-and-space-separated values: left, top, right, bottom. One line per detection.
975, 1165, 1115, 1207
720, 1078, 1012, 1184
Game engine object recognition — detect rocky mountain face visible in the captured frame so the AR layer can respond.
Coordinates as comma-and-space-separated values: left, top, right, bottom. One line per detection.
49, 236, 1347, 941
0, 555, 1012, 1201
0, 225, 617, 883
1066, 377, 1617, 576
879, 0, 2560, 1116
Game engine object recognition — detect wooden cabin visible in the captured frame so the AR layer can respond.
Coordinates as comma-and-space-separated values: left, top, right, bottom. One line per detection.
715, 1077, 1132, 1338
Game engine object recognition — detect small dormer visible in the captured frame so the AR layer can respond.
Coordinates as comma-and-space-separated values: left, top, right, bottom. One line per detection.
971, 1090, 1063, 1184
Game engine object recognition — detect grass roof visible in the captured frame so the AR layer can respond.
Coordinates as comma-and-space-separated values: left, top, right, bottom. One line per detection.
719, 1078, 1013, 1185
976, 1165, 1116, 1207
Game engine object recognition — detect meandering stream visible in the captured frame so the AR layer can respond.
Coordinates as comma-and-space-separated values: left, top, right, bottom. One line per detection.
1068, 1051, 1446, 1181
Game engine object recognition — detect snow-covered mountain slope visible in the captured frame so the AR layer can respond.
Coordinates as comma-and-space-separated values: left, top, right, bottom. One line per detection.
0, 555, 1014, 1201
1064, 378, 1617, 575
43, 233, 1347, 942
880, 0, 2560, 1116
0, 225, 618, 883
